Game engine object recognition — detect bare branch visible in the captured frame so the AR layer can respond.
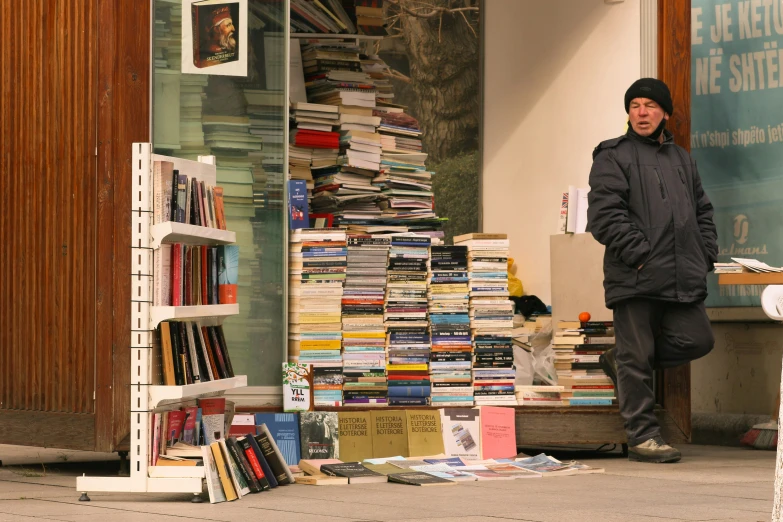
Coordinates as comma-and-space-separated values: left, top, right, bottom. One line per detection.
386, 0, 478, 20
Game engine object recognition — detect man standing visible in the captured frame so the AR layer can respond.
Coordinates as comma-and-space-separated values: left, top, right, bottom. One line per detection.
587, 78, 718, 463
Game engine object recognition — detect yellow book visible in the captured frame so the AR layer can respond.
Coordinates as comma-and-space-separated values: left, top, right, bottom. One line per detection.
300, 340, 342, 350
210, 442, 238, 501
338, 411, 374, 462
343, 332, 386, 339
371, 410, 409, 458
386, 364, 428, 371
405, 411, 445, 458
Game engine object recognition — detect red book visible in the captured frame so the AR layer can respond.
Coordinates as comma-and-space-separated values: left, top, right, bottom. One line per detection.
182, 406, 199, 445
479, 406, 516, 460
243, 445, 267, 480
171, 244, 182, 306
184, 246, 193, 306
200, 246, 208, 305
166, 410, 187, 446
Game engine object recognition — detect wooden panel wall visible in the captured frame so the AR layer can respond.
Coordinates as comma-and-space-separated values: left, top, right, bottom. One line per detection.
658, 0, 693, 441
0, 0, 149, 452
101, 0, 151, 452
0, 0, 97, 415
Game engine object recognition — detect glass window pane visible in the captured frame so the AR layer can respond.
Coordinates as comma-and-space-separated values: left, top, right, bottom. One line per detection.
152, 0, 288, 386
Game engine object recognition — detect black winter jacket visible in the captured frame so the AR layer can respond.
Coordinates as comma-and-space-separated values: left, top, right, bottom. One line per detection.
587, 129, 719, 308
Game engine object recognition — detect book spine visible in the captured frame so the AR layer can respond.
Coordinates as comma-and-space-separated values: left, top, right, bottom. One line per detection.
239, 438, 271, 490
153, 162, 163, 224
171, 244, 182, 306
247, 435, 278, 488
256, 431, 290, 485
225, 438, 261, 493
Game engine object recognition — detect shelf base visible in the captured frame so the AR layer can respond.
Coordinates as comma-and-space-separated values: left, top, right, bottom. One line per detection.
76, 476, 203, 494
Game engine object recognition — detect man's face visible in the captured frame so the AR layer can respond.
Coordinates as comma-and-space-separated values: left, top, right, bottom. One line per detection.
628, 97, 668, 137
214, 19, 236, 51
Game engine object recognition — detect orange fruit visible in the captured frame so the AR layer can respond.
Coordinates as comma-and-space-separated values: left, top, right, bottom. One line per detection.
578, 311, 591, 323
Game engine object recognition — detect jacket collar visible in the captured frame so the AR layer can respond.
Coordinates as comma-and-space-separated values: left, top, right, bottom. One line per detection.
626, 126, 674, 146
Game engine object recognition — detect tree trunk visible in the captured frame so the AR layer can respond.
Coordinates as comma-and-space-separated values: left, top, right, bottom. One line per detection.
395, 0, 480, 164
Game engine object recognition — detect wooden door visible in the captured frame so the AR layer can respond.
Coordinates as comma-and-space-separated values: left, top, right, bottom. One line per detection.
0, 0, 149, 452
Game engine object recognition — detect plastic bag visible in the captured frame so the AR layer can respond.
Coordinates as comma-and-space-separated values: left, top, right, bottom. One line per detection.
529, 321, 558, 385
513, 346, 535, 386
507, 257, 523, 297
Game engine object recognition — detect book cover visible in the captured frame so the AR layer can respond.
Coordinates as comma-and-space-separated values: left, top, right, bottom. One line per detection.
210, 442, 238, 501
246, 433, 279, 488
166, 410, 187, 446
440, 408, 481, 460
299, 411, 340, 459
237, 436, 271, 490
405, 411, 444, 458
225, 437, 262, 493
319, 462, 386, 484
254, 413, 301, 467
387, 472, 455, 487
558, 191, 569, 234
218, 439, 250, 497
202, 444, 228, 503
151, 413, 161, 466
218, 245, 239, 304
371, 410, 409, 458
183, 0, 248, 77
337, 411, 372, 462
228, 414, 256, 437
282, 363, 312, 412
288, 179, 310, 230
153, 244, 172, 307
199, 397, 226, 445
182, 406, 199, 445
159, 322, 176, 386
256, 424, 294, 485
479, 406, 516, 460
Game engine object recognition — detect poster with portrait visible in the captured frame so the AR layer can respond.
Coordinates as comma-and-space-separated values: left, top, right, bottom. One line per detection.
182, 0, 248, 76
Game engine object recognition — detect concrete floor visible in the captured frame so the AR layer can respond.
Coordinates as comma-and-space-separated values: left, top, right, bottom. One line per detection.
0, 444, 775, 521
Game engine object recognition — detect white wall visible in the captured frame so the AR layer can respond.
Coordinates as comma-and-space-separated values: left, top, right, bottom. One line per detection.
483, 0, 641, 305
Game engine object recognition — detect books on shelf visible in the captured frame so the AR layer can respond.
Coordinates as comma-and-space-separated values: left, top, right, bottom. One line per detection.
157, 322, 235, 386
152, 159, 227, 230
154, 244, 238, 307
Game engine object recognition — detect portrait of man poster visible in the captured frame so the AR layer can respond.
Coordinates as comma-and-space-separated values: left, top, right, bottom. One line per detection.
182, 0, 248, 77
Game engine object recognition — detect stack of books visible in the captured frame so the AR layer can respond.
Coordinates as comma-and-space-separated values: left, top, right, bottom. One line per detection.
245, 89, 286, 210
553, 320, 616, 406
288, 229, 347, 394
341, 234, 391, 407
428, 245, 474, 407
515, 385, 565, 406
178, 76, 210, 160
385, 235, 433, 406
455, 233, 516, 406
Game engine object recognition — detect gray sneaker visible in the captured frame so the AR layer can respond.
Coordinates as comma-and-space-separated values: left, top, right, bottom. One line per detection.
628, 436, 681, 463
598, 347, 618, 390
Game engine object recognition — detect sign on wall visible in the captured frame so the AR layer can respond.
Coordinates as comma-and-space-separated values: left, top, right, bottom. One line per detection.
691, 0, 783, 307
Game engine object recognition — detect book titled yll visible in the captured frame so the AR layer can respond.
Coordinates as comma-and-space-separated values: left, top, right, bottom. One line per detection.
282, 363, 312, 413
288, 180, 309, 230
192, 1, 241, 69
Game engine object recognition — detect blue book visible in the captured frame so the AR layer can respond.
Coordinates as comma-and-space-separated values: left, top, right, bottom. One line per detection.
568, 398, 614, 406
424, 457, 466, 467
288, 180, 309, 230
254, 413, 301, 467
387, 385, 431, 397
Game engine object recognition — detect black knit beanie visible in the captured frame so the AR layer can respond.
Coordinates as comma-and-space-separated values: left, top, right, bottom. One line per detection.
624, 78, 674, 115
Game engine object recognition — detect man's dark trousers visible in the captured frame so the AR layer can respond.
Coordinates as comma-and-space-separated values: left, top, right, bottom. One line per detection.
613, 298, 714, 446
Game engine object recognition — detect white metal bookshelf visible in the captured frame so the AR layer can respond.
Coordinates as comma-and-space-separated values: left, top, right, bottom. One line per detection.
76, 143, 246, 500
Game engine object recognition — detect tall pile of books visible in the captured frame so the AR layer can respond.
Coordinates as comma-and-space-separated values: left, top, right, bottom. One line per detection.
553, 320, 616, 406
288, 229, 347, 408
245, 89, 286, 210
455, 233, 516, 406
427, 245, 474, 407
384, 235, 432, 406
341, 234, 391, 407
